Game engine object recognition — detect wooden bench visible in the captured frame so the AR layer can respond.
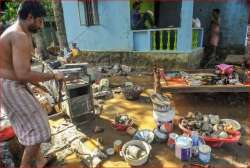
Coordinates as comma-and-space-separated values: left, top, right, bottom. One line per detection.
154, 69, 249, 93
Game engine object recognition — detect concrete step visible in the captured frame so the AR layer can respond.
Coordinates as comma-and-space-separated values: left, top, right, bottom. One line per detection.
224, 54, 246, 65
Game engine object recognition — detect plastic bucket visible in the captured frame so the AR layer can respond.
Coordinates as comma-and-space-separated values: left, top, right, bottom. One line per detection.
175, 136, 192, 161
160, 121, 173, 133
199, 145, 211, 163
153, 109, 175, 123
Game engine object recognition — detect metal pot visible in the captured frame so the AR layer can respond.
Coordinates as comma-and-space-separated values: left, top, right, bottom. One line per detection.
120, 140, 151, 166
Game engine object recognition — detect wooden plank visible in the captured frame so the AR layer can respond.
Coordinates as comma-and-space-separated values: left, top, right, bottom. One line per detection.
165, 69, 213, 72
161, 85, 249, 93
165, 68, 245, 74
48, 112, 65, 120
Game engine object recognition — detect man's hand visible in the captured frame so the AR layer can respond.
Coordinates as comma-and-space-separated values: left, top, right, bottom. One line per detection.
54, 72, 64, 81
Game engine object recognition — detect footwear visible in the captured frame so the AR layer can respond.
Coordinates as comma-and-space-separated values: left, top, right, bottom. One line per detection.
93, 126, 104, 134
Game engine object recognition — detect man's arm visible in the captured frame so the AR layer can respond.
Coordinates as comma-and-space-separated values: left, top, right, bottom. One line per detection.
12, 33, 57, 83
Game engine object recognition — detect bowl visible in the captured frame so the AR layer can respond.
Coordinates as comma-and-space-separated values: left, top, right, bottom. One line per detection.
153, 128, 168, 143
120, 140, 151, 166
122, 86, 144, 100
133, 129, 155, 144
221, 119, 241, 131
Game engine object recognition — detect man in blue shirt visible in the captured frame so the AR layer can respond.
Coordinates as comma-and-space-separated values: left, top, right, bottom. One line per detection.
131, 0, 154, 30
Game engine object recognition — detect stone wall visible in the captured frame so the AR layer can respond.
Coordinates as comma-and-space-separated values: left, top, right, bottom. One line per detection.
77, 48, 204, 71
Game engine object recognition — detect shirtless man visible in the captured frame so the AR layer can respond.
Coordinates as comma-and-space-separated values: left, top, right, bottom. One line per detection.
0, 1, 64, 168
200, 9, 221, 68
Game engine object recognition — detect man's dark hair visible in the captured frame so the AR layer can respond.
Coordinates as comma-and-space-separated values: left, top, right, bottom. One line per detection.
17, 0, 46, 20
213, 8, 220, 14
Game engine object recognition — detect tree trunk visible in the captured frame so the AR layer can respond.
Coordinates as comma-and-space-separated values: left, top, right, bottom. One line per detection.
33, 32, 49, 60
51, 0, 69, 54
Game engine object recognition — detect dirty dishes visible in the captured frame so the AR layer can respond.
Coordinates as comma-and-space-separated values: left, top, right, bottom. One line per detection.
133, 129, 154, 144
120, 140, 151, 166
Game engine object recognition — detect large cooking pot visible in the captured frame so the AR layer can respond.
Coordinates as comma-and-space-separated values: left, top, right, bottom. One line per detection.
120, 140, 151, 166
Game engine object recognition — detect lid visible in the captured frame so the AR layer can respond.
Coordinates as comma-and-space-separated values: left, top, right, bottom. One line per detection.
176, 136, 192, 147
199, 145, 211, 153
106, 148, 115, 155
114, 140, 122, 145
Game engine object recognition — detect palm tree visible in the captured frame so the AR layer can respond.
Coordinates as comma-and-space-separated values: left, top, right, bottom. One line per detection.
51, 0, 69, 54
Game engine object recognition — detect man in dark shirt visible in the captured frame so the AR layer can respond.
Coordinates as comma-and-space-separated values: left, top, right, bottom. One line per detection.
131, 0, 154, 30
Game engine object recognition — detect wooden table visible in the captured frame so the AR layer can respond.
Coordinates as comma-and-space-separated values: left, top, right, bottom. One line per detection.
160, 83, 249, 93
155, 69, 249, 93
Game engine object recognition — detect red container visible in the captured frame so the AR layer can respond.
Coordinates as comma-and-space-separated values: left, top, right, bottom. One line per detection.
179, 119, 241, 148
112, 123, 129, 131
112, 116, 135, 132
0, 127, 15, 142
160, 121, 173, 133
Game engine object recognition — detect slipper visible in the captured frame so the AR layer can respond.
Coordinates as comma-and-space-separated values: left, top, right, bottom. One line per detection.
43, 154, 57, 168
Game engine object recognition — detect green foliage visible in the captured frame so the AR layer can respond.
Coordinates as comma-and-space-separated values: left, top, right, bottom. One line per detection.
1, 2, 19, 24
1, 0, 53, 24
43, 0, 54, 17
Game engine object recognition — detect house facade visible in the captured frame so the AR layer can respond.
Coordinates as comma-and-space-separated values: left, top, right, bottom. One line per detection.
61, 0, 248, 69
62, 0, 133, 51
62, 0, 248, 51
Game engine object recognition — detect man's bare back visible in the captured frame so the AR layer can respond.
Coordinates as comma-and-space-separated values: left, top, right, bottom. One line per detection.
0, 22, 33, 81
0, 21, 64, 83
1, 2, 65, 168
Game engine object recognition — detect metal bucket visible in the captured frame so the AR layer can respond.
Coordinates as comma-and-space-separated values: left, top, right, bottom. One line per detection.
120, 140, 151, 166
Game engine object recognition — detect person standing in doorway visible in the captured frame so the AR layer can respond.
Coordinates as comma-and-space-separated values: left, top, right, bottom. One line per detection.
210, 9, 220, 52
0, 1, 64, 168
131, 0, 154, 30
200, 9, 221, 68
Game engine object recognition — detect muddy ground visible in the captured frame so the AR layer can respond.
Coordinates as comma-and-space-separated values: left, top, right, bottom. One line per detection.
58, 74, 249, 168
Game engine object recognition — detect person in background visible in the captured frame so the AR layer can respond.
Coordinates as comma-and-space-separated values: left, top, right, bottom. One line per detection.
0, 1, 64, 168
70, 42, 80, 63
209, 8, 220, 50
192, 17, 201, 28
131, 0, 154, 30
0, 21, 4, 35
200, 8, 221, 68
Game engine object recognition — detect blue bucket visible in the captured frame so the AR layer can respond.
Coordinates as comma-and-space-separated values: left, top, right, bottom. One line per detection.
199, 145, 211, 164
